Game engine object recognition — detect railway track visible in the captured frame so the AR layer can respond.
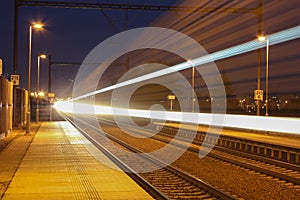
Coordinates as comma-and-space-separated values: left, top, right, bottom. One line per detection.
158, 124, 300, 165
201, 147, 300, 185
95, 118, 300, 186
106, 134, 237, 200
63, 114, 237, 200
156, 130, 300, 186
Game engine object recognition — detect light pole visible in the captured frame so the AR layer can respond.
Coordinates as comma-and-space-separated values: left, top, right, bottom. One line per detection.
48, 54, 52, 93
167, 95, 175, 111
36, 54, 47, 123
258, 35, 270, 116
188, 60, 195, 112
26, 23, 43, 133
192, 65, 195, 112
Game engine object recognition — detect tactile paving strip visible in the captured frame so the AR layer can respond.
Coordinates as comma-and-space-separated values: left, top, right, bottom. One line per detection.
58, 131, 102, 199
2, 122, 152, 200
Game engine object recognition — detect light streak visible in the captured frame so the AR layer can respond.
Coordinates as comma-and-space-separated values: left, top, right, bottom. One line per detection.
58, 26, 300, 135
69, 25, 300, 102
54, 102, 300, 135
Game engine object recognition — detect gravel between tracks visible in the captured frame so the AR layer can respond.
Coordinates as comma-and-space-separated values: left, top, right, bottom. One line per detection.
102, 125, 300, 200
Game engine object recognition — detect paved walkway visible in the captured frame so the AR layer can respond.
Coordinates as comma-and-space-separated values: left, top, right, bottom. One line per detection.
0, 122, 152, 200
0, 124, 39, 198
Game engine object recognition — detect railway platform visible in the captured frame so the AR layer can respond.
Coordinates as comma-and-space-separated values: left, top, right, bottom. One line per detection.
0, 121, 152, 200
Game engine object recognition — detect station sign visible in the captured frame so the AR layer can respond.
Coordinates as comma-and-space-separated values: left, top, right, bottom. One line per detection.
48, 92, 55, 98
167, 95, 175, 100
10, 74, 20, 86
254, 89, 263, 101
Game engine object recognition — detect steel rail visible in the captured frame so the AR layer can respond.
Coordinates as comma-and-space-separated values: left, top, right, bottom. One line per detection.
116, 121, 300, 185
60, 113, 168, 200
61, 113, 237, 199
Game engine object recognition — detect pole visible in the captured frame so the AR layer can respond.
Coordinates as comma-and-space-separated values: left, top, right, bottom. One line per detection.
48, 55, 52, 121
36, 56, 40, 122
13, 0, 19, 74
265, 39, 269, 116
12, 0, 19, 127
192, 66, 195, 112
125, 9, 128, 30
170, 99, 173, 111
48, 55, 51, 93
256, 0, 263, 116
26, 25, 32, 134
125, 10, 129, 72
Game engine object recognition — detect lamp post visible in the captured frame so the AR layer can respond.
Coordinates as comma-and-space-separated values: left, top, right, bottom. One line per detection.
258, 35, 270, 116
48, 54, 52, 93
36, 54, 47, 123
26, 23, 43, 133
188, 60, 195, 112
192, 65, 195, 112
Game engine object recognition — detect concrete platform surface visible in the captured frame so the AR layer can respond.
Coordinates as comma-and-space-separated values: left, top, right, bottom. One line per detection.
1, 122, 152, 200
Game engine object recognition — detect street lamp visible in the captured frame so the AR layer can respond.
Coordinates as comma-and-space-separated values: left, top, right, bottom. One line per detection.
26, 22, 43, 133
188, 60, 195, 112
258, 35, 270, 116
36, 54, 47, 122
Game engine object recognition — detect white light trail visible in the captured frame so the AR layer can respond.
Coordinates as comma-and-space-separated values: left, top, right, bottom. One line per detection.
57, 26, 300, 135
69, 25, 300, 102
54, 102, 300, 135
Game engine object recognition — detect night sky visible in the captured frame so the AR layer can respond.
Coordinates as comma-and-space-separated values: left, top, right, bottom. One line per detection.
0, 0, 178, 94
0, 0, 300, 101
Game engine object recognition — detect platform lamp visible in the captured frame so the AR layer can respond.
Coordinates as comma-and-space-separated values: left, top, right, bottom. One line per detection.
26, 22, 43, 134
258, 35, 270, 116
36, 54, 47, 123
187, 60, 195, 112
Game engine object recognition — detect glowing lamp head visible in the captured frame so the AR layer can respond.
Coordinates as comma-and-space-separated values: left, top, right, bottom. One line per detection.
258, 36, 266, 41
38, 91, 45, 97
39, 54, 47, 59
187, 59, 194, 67
32, 23, 43, 29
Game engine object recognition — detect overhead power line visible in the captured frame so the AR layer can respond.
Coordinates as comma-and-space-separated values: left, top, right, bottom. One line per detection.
18, 0, 255, 13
